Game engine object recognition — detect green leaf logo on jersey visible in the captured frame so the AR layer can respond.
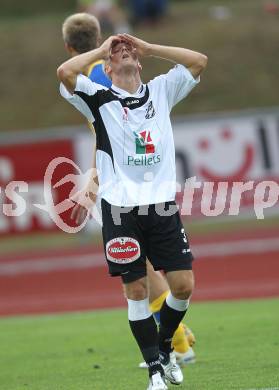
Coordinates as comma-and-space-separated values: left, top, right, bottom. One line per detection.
133, 131, 155, 154
126, 131, 160, 166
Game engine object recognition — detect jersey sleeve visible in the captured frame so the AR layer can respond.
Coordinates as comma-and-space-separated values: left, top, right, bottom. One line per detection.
60, 74, 100, 122
150, 64, 200, 111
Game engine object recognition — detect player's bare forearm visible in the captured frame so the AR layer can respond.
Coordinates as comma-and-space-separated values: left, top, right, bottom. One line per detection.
57, 35, 120, 93
148, 44, 208, 78
91, 144, 99, 187
57, 47, 104, 93
120, 34, 207, 78
70, 154, 99, 225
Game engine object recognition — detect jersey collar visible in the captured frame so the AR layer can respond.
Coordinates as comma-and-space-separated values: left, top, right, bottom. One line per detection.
110, 83, 144, 97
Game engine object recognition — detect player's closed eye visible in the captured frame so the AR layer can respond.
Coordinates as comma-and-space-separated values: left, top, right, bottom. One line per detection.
111, 41, 133, 55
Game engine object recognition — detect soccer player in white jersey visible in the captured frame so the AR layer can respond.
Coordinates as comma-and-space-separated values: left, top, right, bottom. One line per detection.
64, 13, 196, 366
57, 34, 207, 390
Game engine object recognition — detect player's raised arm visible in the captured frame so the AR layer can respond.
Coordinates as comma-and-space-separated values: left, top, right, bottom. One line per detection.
120, 33, 208, 79
57, 35, 120, 94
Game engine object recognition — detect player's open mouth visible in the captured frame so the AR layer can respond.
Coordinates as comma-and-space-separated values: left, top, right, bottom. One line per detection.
122, 53, 130, 59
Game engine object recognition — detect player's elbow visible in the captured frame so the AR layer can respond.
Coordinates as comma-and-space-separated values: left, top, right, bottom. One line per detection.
57, 65, 72, 82
202, 54, 208, 68
57, 65, 65, 82
190, 54, 208, 79
197, 54, 208, 72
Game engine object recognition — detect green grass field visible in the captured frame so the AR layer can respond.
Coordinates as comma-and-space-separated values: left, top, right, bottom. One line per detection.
0, 298, 278, 390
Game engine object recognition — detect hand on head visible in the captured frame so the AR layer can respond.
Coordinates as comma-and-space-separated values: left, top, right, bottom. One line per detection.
99, 35, 122, 60
100, 34, 151, 61
116, 34, 151, 58
110, 38, 135, 57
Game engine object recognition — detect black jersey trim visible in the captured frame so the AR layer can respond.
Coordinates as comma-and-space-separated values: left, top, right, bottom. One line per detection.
75, 90, 115, 169
75, 85, 149, 113
108, 86, 149, 110
120, 86, 149, 110
109, 87, 120, 95
74, 85, 150, 169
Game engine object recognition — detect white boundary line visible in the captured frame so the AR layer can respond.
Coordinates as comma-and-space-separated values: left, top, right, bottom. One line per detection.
0, 237, 278, 276
194, 237, 279, 258
0, 254, 105, 276
243, 388, 279, 390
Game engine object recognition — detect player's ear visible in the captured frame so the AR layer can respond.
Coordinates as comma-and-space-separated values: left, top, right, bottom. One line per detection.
97, 32, 102, 47
105, 61, 112, 79
64, 42, 71, 53
65, 43, 75, 57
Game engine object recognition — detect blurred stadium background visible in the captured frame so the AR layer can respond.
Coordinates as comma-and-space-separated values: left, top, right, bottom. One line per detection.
0, 0, 279, 389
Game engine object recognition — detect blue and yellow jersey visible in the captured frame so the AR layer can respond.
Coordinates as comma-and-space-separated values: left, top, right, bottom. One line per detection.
87, 60, 112, 88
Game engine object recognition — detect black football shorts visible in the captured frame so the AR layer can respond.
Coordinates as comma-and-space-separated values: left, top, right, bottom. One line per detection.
101, 199, 194, 284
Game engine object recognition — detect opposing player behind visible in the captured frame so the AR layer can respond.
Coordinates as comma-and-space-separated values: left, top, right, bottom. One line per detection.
63, 13, 111, 88
58, 31, 207, 389
62, 13, 110, 215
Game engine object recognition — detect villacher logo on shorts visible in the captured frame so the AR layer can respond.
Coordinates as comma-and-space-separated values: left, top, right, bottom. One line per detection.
106, 237, 141, 264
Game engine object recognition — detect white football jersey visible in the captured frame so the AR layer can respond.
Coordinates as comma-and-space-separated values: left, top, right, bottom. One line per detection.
60, 64, 199, 207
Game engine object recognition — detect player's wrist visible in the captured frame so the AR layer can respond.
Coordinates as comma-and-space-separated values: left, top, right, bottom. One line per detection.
96, 46, 107, 60
146, 43, 155, 57
148, 43, 167, 58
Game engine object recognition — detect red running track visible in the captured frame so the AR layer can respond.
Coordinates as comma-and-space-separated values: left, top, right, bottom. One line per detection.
0, 228, 278, 316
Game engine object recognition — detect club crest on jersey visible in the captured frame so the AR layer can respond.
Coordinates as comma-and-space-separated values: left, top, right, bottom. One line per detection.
106, 237, 140, 264
145, 101, 155, 119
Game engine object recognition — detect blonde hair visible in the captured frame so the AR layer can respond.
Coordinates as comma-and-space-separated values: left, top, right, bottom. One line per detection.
62, 13, 101, 53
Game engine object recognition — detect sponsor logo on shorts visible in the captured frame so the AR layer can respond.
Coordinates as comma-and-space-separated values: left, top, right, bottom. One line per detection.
106, 237, 140, 264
